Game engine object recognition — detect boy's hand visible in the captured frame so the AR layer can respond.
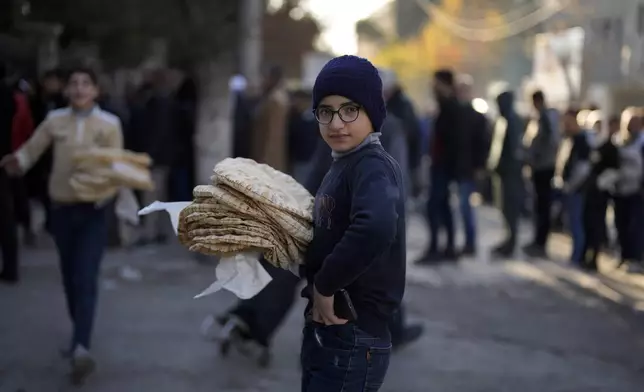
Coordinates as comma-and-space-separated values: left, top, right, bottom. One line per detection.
0, 155, 21, 176
313, 285, 348, 326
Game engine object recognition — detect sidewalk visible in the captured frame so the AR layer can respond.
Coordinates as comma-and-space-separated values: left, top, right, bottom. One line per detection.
406, 205, 644, 313
1, 206, 644, 391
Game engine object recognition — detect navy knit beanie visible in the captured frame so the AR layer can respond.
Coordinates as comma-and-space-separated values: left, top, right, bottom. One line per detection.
312, 55, 387, 132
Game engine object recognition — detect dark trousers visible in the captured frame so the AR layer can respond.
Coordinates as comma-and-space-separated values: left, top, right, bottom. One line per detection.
582, 187, 609, 265
614, 194, 643, 262
51, 203, 108, 349
169, 165, 194, 202
494, 173, 523, 247
457, 180, 477, 249
427, 166, 454, 251
0, 172, 19, 279
301, 322, 391, 392
229, 258, 301, 347
229, 259, 410, 348
531, 168, 555, 247
566, 192, 586, 264
12, 178, 31, 234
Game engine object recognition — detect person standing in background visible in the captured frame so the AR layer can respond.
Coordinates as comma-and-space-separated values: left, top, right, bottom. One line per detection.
489, 91, 525, 257
230, 75, 257, 160
29, 69, 66, 235
287, 89, 319, 183
560, 110, 592, 265
416, 69, 461, 264
130, 68, 177, 245
171, 75, 197, 202
11, 77, 36, 246
249, 66, 290, 172
0, 63, 18, 284
380, 68, 422, 198
614, 115, 644, 273
582, 115, 621, 271
454, 75, 488, 256
523, 91, 560, 258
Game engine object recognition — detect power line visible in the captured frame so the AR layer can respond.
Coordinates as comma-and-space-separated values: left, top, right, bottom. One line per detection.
421, 0, 542, 28
414, 0, 572, 42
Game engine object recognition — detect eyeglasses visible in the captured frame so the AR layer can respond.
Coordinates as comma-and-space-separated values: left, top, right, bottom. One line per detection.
313, 104, 361, 125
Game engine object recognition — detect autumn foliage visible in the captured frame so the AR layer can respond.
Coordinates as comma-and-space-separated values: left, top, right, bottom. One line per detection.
373, 0, 505, 84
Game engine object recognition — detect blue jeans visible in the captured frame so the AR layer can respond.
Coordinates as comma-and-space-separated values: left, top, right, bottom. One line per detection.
51, 203, 108, 349
301, 322, 391, 392
565, 193, 585, 264
427, 167, 454, 251
457, 180, 477, 248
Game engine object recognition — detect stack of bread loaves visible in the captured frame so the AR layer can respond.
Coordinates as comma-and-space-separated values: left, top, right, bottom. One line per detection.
178, 157, 314, 269
70, 148, 154, 201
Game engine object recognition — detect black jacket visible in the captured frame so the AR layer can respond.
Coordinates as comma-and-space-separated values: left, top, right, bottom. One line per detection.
386, 89, 422, 172
463, 102, 490, 174
494, 92, 524, 176
0, 83, 15, 157
434, 97, 480, 180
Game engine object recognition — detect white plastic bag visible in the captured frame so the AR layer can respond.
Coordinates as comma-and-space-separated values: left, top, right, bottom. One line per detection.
115, 188, 141, 225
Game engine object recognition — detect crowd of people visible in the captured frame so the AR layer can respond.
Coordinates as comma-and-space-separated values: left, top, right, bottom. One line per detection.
391, 69, 644, 275
2, 55, 644, 390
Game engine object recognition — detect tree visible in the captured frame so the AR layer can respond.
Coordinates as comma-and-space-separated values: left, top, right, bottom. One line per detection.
374, 0, 466, 80
373, 0, 507, 108
23, 0, 244, 184
27, 0, 239, 68
263, 1, 320, 79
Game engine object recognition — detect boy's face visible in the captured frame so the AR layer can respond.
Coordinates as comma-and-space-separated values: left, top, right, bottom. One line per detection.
316, 95, 373, 152
66, 72, 98, 109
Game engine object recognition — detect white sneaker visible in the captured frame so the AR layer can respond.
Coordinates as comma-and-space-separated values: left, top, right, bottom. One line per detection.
70, 346, 96, 386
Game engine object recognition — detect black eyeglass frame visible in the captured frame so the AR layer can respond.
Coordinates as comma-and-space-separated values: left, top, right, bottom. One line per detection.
312, 104, 362, 125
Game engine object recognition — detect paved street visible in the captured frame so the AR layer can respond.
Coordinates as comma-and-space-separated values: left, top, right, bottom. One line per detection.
2, 206, 644, 391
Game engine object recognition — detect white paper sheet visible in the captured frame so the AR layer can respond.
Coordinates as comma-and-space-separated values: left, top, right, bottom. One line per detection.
138, 201, 273, 299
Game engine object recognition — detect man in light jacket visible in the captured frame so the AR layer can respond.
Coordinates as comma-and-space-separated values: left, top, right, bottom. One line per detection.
249, 66, 290, 172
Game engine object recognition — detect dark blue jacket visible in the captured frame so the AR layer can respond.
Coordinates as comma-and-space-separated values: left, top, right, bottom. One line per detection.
303, 143, 406, 340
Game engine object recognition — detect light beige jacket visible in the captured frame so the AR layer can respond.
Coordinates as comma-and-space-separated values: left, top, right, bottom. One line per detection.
249, 87, 290, 172
16, 106, 123, 203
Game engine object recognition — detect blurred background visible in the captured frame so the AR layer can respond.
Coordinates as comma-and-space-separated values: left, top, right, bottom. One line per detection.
2, 1, 644, 391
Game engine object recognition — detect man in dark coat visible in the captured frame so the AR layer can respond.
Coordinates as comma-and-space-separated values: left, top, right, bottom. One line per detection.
489, 91, 525, 257
417, 69, 463, 263
0, 63, 18, 283
455, 76, 489, 256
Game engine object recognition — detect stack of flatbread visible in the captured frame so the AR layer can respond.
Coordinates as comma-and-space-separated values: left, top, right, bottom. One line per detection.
70, 148, 154, 201
178, 158, 315, 269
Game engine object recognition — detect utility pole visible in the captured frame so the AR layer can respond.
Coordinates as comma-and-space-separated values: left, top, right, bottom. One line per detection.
240, 0, 264, 89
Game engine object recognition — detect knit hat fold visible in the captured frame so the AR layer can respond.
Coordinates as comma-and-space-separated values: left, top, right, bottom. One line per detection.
312, 55, 387, 132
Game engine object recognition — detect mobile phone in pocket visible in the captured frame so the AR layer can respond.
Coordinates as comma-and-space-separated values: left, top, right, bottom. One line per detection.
334, 289, 358, 321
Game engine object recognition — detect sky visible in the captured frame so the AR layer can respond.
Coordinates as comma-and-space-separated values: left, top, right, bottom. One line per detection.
303, 0, 392, 54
